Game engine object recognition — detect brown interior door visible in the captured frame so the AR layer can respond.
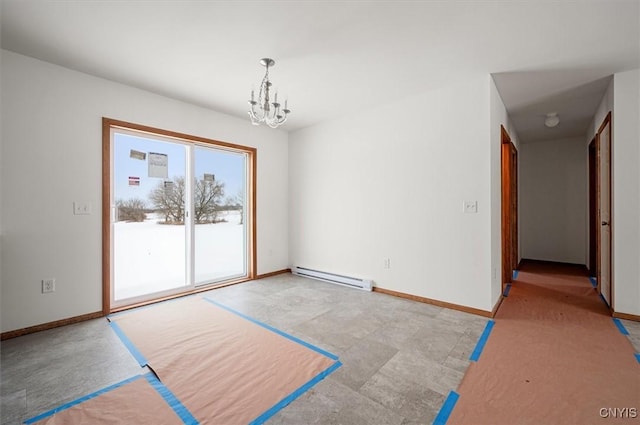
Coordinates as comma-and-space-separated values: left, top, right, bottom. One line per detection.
596, 112, 613, 308
511, 148, 518, 272
588, 139, 597, 275
501, 126, 517, 289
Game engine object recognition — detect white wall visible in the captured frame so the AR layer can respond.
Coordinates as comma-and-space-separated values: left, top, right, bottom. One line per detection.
489, 77, 520, 307
0, 50, 289, 332
590, 79, 614, 138
611, 70, 639, 315
0, 38, 3, 332
519, 137, 587, 264
586, 70, 640, 316
289, 75, 496, 313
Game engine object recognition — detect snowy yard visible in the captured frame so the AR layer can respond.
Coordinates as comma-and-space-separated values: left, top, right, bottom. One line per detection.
114, 210, 245, 300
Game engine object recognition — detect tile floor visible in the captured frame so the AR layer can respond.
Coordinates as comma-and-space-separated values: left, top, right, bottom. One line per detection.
1, 274, 485, 424
621, 318, 640, 353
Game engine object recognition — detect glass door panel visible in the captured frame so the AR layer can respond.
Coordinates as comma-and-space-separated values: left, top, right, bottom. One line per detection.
193, 146, 247, 285
112, 132, 188, 302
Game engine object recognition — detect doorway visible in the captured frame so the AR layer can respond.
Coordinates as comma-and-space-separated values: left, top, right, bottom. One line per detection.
501, 125, 518, 291
102, 118, 256, 312
588, 138, 597, 275
595, 112, 613, 308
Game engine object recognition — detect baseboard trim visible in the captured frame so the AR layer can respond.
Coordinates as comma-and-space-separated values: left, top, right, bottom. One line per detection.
613, 311, 640, 322
256, 269, 291, 279
1, 311, 104, 341
491, 295, 505, 318
372, 287, 493, 318
2, 271, 291, 339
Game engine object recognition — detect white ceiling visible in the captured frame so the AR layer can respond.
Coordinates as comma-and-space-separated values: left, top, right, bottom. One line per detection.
1, 1, 638, 141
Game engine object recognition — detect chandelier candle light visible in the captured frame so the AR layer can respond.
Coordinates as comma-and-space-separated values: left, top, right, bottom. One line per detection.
248, 58, 291, 128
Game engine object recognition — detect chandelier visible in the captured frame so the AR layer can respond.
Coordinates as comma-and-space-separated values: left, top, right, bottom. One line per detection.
248, 58, 291, 128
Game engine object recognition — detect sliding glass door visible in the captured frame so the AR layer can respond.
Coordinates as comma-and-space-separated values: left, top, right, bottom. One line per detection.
107, 122, 253, 309
113, 133, 188, 302
193, 147, 247, 285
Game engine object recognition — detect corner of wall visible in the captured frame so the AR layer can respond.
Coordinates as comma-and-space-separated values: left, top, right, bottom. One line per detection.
489, 76, 514, 309
0, 49, 4, 330
612, 69, 640, 315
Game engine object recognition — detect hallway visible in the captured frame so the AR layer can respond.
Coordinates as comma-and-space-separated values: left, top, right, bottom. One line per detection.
448, 261, 640, 425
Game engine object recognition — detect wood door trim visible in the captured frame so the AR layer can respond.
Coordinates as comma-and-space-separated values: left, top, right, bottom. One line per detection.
105, 118, 257, 153
500, 125, 518, 293
511, 148, 519, 271
102, 118, 257, 314
595, 129, 601, 294
102, 119, 111, 314
501, 127, 509, 290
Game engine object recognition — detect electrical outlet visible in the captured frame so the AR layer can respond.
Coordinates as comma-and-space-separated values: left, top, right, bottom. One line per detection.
383, 258, 391, 269
42, 278, 55, 293
463, 200, 478, 214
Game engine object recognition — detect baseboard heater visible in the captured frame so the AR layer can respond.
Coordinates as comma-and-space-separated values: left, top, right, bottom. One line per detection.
293, 266, 373, 291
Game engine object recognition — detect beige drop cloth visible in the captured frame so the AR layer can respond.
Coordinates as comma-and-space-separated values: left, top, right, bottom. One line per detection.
448, 262, 640, 425
109, 297, 338, 424
31, 376, 184, 425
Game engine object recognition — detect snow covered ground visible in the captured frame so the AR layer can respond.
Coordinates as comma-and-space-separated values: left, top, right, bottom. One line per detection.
114, 210, 244, 300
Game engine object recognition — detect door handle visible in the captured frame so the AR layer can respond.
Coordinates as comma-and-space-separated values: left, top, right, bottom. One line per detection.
601, 221, 609, 226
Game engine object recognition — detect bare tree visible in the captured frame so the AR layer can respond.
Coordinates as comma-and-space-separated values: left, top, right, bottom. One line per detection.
194, 178, 225, 224
116, 198, 147, 222
234, 189, 244, 225
149, 176, 225, 224
149, 177, 186, 224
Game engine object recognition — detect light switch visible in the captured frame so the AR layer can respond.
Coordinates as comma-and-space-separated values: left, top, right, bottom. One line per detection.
463, 200, 478, 214
74, 201, 92, 215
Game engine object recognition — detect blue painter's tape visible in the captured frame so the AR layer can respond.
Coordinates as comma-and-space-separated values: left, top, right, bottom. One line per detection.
25, 374, 198, 425
109, 321, 148, 367
612, 318, 630, 335
432, 391, 460, 425
512, 270, 519, 280
144, 374, 198, 424
249, 361, 342, 425
203, 297, 339, 361
24, 375, 143, 424
589, 277, 597, 288
635, 353, 640, 364
503, 284, 512, 297
470, 320, 495, 362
